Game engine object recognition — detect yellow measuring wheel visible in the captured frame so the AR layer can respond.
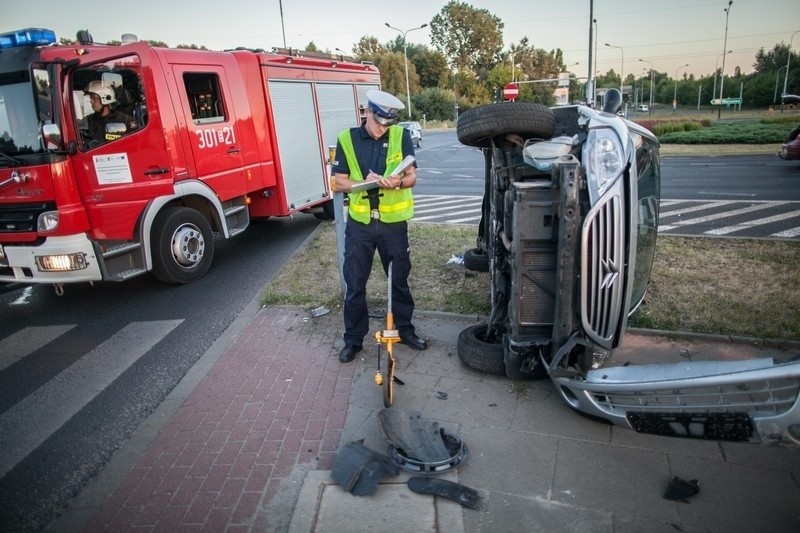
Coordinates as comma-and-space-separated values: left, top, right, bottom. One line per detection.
374, 260, 403, 407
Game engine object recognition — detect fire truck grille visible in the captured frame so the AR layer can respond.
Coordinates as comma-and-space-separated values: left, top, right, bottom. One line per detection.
581, 195, 625, 347
0, 202, 54, 233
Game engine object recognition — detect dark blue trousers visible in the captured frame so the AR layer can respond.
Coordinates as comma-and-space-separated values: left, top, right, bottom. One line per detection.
342, 218, 415, 346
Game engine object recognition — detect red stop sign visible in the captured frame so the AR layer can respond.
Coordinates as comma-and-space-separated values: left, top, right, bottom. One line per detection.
503, 82, 519, 101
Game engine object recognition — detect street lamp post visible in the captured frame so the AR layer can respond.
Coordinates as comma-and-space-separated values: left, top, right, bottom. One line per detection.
713, 50, 732, 111
592, 18, 598, 107
385, 22, 428, 120
781, 30, 800, 112
509, 48, 517, 82
639, 58, 653, 113
673, 63, 689, 113
775, 64, 789, 103
717, 0, 733, 119
605, 43, 624, 94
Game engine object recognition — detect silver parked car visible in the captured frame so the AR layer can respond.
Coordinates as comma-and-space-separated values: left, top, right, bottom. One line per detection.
398, 121, 422, 148
455, 90, 800, 447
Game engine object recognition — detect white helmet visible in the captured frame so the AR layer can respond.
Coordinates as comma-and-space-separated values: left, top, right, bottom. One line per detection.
85, 80, 116, 105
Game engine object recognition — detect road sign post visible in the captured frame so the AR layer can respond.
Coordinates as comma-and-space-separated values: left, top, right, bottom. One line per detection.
503, 82, 519, 101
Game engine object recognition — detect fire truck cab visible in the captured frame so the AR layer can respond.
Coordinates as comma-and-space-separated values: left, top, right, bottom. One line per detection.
0, 28, 379, 286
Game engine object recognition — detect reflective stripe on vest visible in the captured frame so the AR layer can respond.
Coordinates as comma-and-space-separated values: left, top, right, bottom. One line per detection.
338, 126, 414, 224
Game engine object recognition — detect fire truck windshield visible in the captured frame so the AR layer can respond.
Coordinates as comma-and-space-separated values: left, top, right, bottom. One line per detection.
0, 67, 52, 158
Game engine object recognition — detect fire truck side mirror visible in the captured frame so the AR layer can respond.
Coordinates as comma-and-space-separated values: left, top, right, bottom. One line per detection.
42, 124, 65, 152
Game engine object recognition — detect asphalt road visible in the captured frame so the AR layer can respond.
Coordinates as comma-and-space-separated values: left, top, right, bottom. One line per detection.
411, 130, 800, 239
413, 130, 799, 201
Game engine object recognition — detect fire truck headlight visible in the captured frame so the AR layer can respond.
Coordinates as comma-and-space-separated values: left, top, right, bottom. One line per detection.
583, 127, 625, 206
35, 253, 88, 272
37, 211, 59, 232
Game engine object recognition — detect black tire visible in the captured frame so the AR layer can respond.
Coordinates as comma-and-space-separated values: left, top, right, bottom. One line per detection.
456, 102, 556, 148
151, 206, 215, 284
313, 199, 336, 220
457, 324, 505, 376
463, 247, 489, 272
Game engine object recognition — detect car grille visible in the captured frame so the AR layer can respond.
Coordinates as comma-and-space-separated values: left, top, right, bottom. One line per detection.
581, 194, 625, 348
591, 377, 800, 417
0, 202, 54, 233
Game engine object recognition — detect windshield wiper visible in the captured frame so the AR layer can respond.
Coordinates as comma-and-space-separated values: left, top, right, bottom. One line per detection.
0, 151, 25, 167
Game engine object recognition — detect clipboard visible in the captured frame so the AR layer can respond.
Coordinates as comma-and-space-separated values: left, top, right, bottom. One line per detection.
349, 155, 416, 193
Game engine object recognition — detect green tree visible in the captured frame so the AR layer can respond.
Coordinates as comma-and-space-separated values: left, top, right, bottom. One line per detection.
368, 52, 409, 106
176, 44, 209, 50
409, 46, 450, 89
413, 87, 457, 121
430, 1, 504, 72
352, 35, 386, 58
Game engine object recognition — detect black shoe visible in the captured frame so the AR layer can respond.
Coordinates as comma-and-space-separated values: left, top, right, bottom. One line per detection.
339, 344, 362, 363
400, 332, 427, 351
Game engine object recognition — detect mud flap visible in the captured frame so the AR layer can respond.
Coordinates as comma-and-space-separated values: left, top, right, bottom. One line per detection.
330, 441, 399, 496
407, 477, 482, 510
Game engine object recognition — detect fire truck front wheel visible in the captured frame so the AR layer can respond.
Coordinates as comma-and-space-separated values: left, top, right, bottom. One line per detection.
151, 206, 215, 284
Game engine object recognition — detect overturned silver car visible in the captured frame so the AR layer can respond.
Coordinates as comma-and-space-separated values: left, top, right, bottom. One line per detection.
455, 91, 800, 446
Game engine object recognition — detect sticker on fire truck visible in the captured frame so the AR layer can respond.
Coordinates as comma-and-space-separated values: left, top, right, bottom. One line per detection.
93, 153, 133, 185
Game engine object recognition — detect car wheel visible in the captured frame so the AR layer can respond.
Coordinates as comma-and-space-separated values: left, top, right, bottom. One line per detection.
313, 199, 336, 220
457, 102, 556, 148
463, 247, 489, 272
151, 206, 215, 284
457, 323, 505, 376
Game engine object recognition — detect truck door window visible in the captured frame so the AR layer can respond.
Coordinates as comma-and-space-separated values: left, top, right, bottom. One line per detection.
71, 55, 147, 150
183, 73, 226, 123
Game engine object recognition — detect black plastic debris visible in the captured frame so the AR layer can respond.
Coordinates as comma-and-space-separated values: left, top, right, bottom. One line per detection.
663, 476, 700, 502
331, 441, 399, 496
435, 391, 448, 400
407, 476, 481, 510
379, 408, 468, 474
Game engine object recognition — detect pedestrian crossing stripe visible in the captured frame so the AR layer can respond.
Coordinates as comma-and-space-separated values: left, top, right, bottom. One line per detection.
0, 320, 183, 478
411, 196, 800, 239
0, 325, 76, 373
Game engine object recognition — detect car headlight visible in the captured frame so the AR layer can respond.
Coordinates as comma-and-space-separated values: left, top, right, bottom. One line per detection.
583, 127, 625, 205
37, 211, 59, 232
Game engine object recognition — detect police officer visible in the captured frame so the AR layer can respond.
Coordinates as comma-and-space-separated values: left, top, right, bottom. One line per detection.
332, 89, 427, 363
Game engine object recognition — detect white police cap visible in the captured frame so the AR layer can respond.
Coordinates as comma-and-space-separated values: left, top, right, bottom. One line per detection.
366, 89, 405, 120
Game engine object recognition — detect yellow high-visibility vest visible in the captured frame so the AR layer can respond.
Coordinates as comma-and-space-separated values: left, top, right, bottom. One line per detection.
337, 126, 413, 223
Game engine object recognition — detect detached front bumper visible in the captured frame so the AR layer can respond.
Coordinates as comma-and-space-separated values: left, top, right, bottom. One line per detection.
551, 357, 800, 445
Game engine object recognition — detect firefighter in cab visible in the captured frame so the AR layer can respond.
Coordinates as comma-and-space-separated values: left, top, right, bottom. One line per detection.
83, 80, 134, 146
332, 89, 427, 363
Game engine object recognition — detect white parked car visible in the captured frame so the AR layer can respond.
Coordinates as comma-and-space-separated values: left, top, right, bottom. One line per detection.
637, 104, 649, 112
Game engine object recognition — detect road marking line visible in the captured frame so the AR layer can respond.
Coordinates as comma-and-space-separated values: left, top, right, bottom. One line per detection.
413, 206, 482, 221
664, 202, 778, 227
0, 320, 183, 478
706, 210, 800, 235
660, 200, 734, 218
0, 325, 77, 373
773, 226, 800, 238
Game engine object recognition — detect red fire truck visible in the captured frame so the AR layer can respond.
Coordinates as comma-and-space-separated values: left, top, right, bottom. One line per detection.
0, 28, 379, 290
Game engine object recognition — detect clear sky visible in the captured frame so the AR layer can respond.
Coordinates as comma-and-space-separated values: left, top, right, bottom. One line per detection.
2, 0, 797, 80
